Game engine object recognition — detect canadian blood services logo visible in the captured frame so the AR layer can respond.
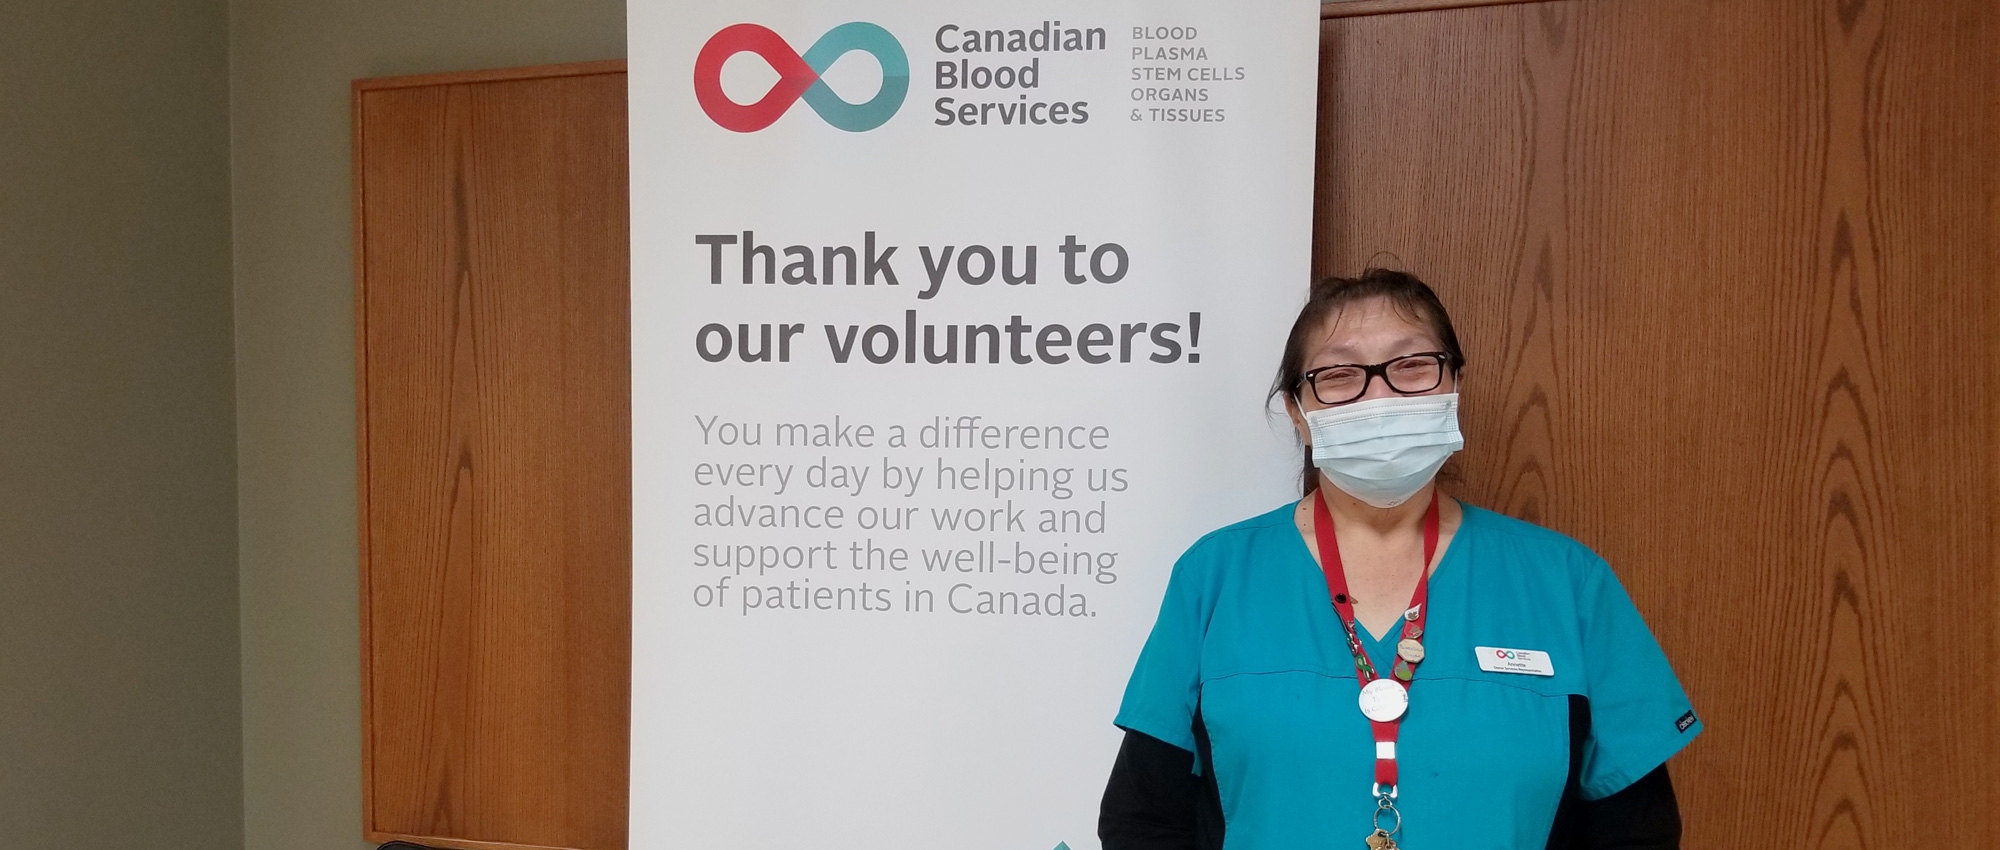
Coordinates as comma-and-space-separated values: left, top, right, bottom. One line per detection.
693, 22, 910, 132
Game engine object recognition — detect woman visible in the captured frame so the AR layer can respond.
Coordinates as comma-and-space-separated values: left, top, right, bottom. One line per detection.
1100, 269, 1697, 850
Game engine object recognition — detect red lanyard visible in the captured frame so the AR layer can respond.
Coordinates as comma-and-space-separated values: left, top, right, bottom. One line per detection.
1311, 488, 1438, 791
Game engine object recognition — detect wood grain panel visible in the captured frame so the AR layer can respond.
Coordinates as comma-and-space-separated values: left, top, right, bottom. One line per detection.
1315, 0, 1996, 846
354, 65, 629, 850
1983, 10, 2000, 850
1320, 0, 1544, 20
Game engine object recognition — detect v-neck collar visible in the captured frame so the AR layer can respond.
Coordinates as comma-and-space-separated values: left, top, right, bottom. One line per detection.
1290, 497, 1476, 646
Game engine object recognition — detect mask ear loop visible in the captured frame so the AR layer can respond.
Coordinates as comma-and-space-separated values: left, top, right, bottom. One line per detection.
1285, 388, 1313, 439
1288, 390, 1321, 497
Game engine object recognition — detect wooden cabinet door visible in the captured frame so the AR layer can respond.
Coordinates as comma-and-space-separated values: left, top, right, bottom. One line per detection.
1315, 1, 1998, 847
353, 61, 629, 850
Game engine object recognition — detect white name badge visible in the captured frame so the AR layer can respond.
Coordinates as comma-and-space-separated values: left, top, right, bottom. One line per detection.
1475, 646, 1555, 676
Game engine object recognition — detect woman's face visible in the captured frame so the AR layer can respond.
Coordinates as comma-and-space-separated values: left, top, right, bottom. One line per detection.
1286, 295, 1457, 441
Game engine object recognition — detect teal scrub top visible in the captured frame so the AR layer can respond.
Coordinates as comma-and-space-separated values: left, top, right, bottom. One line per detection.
1115, 501, 1701, 850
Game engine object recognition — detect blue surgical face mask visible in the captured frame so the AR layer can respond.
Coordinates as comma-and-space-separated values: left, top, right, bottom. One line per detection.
1303, 393, 1464, 508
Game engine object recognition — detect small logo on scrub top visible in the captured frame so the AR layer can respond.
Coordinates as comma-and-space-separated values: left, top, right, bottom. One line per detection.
692, 22, 910, 132
1676, 710, 1698, 733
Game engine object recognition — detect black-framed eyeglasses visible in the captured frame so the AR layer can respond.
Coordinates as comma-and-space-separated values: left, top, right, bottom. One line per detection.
1295, 352, 1452, 406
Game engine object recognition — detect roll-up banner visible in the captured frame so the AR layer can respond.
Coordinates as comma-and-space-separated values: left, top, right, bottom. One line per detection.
630, 2, 1320, 847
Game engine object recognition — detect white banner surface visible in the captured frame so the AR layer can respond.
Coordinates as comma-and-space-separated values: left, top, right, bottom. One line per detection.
631, 3, 1319, 847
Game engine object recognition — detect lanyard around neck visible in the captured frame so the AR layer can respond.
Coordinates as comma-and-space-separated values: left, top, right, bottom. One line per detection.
1311, 487, 1439, 791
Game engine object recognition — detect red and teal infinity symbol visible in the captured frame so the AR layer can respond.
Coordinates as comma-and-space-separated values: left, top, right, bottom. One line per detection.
693, 22, 909, 132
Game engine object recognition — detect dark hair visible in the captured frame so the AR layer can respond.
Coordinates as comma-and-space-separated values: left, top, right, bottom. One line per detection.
1268, 268, 1466, 495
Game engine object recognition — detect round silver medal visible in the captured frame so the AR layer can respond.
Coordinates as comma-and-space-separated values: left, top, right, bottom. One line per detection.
1357, 678, 1409, 722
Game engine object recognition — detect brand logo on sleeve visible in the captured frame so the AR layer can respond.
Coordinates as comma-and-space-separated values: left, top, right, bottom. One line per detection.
1676, 710, 1698, 733
693, 22, 910, 132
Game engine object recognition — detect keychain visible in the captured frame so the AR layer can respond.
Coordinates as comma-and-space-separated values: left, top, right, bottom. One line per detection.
1364, 790, 1402, 849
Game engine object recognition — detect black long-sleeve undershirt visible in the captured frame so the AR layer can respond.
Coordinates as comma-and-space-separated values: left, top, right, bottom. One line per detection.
1100, 706, 1681, 850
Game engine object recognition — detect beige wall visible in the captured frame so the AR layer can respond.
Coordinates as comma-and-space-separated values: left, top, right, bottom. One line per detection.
0, 2, 240, 849
227, 2, 624, 847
